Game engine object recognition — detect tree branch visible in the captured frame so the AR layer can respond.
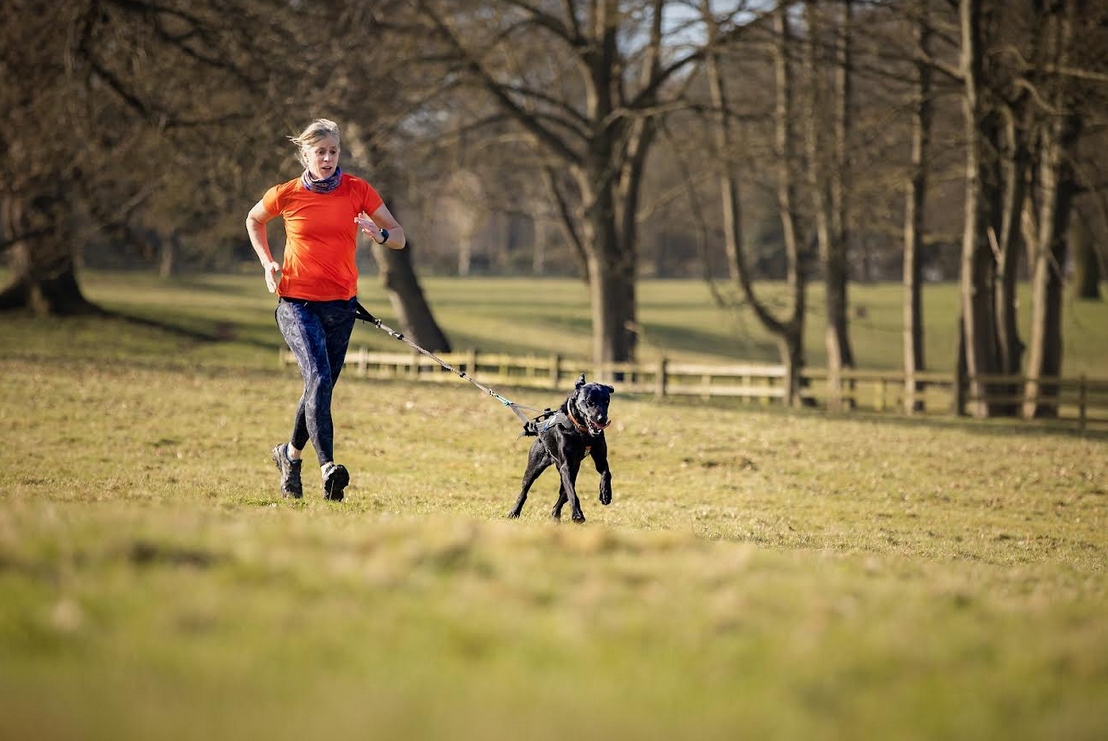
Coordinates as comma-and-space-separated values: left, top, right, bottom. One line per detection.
418, 0, 583, 166
542, 166, 587, 274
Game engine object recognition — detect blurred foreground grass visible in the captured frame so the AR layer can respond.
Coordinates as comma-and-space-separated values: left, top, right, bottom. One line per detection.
0, 271, 1106, 740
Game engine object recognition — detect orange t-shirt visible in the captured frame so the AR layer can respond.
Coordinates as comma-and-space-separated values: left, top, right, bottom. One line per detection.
262, 174, 384, 301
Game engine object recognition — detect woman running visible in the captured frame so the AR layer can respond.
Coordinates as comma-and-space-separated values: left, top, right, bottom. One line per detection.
246, 118, 406, 501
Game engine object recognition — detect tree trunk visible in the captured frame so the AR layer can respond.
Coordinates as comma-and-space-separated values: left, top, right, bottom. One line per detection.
1023, 0, 1081, 419
990, 106, 1030, 415
0, 190, 97, 316
457, 233, 473, 277
1071, 212, 1100, 300
958, 0, 1000, 418
576, 0, 640, 367
580, 172, 636, 366
804, 0, 853, 409
773, 3, 808, 406
0, 242, 97, 315
828, 0, 854, 374
532, 217, 547, 275
704, 2, 806, 407
707, 42, 745, 289
160, 232, 179, 279
903, 0, 931, 414
365, 144, 452, 353
1023, 142, 1073, 418
371, 238, 451, 353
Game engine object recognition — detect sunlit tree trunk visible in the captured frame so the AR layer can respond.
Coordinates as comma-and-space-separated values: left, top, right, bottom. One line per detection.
992, 105, 1030, 415
958, 0, 1000, 417
701, 1, 807, 405
830, 0, 855, 394
903, 0, 931, 414
773, 3, 808, 405
1024, 0, 1082, 419
804, 0, 853, 408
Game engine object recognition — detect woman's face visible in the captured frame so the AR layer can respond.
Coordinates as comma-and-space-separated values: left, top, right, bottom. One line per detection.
303, 136, 340, 179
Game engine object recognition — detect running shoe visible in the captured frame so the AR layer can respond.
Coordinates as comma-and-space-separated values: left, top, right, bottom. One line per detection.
322, 462, 349, 502
272, 443, 303, 499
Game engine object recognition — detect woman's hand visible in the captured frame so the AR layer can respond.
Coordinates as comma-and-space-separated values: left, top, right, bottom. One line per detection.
355, 213, 386, 243
264, 261, 281, 293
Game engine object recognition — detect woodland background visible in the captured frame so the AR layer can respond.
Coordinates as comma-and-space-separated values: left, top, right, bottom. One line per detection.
2, 0, 1107, 415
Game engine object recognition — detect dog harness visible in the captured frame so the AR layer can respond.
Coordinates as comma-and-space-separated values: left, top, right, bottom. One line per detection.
525, 409, 593, 456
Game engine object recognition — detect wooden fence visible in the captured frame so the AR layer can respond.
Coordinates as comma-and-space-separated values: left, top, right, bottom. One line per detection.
281, 348, 1108, 431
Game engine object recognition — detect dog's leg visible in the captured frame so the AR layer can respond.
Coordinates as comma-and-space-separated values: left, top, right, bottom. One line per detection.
555, 458, 585, 523
508, 440, 551, 519
591, 435, 613, 506
551, 484, 568, 519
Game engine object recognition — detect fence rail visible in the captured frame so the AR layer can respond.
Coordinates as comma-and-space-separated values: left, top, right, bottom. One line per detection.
280, 348, 1108, 431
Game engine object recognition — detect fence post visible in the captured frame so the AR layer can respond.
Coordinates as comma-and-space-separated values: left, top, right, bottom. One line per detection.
877, 377, 886, 412
656, 357, 667, 398
954, 372, 966, 417
829, 365, 841, 412
551, 353, 561, 389
1079, 375, 1087, 431
467, 348, 478, 380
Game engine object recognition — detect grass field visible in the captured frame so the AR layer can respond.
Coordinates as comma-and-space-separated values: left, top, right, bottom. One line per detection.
1, 271, 1107, 740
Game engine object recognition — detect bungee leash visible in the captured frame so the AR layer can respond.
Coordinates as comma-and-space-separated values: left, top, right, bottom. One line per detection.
354, 301, 541, 427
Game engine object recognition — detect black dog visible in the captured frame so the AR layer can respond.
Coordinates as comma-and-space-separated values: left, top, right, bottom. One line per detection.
508, 373, 614, 522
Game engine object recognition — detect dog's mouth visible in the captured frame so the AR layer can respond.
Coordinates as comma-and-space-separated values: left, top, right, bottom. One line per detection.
585, 417, 610, 436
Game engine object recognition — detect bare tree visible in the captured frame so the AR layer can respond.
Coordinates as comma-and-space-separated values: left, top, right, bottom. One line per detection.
803, 0, 854, 408
0, 0, 302, 314
1023, 0, 1086, 418
902, 0, 932, 413
956, 0, 1002, 417
413, 0, 775, 365
704, 1, 808, 404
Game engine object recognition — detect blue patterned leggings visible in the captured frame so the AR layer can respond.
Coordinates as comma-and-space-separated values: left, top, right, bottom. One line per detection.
275, 297, 357, 465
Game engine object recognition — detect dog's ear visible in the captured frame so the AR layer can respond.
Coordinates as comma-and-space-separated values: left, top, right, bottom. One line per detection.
575, 373, 587, 388
603, 385, 615, 394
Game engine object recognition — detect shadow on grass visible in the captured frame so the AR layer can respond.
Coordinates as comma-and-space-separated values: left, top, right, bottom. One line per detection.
103, 308, 280, 351
639, 321, 780, 362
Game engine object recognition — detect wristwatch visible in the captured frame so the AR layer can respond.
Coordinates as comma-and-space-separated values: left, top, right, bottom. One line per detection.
377, 228, 390, 245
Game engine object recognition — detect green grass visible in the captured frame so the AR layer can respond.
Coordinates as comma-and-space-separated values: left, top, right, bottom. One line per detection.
4, 270, 1105, 373
1, 271, 1107, 740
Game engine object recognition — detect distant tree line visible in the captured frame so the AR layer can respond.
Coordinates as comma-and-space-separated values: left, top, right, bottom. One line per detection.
2, 0, 1106, 419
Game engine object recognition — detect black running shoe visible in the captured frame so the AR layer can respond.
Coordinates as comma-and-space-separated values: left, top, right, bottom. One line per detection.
272, 443, 303, 499
322, 462, 349, 501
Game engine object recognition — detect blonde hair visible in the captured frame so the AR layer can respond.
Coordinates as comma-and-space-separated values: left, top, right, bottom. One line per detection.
289, 119, 341, 166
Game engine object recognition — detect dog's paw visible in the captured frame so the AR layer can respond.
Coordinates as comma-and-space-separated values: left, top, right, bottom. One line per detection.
599, 484, 612, 505
571, 510, 586, 523
507, 510, 521, 519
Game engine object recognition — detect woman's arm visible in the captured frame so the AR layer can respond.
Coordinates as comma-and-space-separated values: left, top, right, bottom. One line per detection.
245, 199, 281, 293
355, 203, 406, 250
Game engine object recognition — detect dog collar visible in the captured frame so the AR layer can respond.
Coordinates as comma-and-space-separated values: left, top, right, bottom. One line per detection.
566, 408, 590, 434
